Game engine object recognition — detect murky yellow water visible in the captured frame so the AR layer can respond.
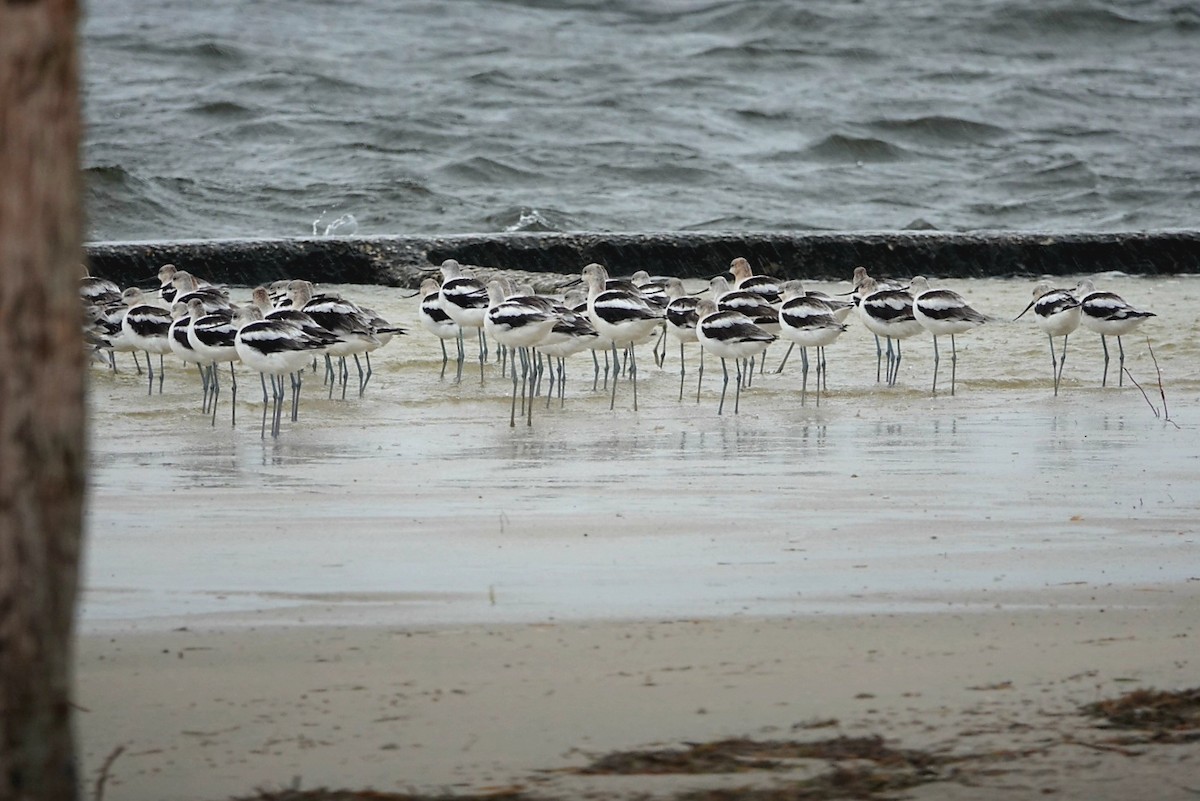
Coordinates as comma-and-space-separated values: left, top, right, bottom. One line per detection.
82, 275, 1200, 630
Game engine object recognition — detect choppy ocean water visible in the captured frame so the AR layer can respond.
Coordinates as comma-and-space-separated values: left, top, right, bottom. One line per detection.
82, 0, 1200, 242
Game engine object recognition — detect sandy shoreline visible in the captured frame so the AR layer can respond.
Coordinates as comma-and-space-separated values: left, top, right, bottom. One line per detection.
75, 277, 1200, 799
77, 581, 1200, 801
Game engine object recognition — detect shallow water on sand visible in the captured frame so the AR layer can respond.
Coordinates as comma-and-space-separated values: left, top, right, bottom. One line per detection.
82, 275, 1200, 630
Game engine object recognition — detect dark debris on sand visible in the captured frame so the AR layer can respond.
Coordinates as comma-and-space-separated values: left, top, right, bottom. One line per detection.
571, 736, 945, 776
569, 736, 956, 800
1082, 686, 1200, 744
231, 789, 539, 801
228, 708, 1200, 801
230, 737, 956, 801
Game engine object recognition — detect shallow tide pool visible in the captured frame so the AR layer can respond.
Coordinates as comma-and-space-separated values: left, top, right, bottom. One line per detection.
82, 275, 1200, 630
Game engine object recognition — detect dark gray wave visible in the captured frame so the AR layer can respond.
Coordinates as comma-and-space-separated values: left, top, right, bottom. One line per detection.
82, 0, 1200, 242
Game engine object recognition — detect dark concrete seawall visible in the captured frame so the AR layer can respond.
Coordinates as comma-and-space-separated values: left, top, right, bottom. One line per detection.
85, 231, 1200, 289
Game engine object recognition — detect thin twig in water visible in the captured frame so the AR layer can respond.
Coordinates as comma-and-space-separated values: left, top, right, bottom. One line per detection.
1123, 368, 1159, 419
1126, 339, 1180, 429
93, 744, 126, 801
1062, 735, 1143, 757
1147, 339, 1177, 427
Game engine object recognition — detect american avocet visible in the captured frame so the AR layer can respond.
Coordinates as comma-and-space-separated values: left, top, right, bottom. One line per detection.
727, 257, 783, 303
357, 303, 406, 393
777, 281, 847, 406
537, 305, 598, 408
251, 286, 339, 373
629, 270, 672, 304
695, 299, 777, 415
187, 300, 241, 427
437, 259, 490, 384
910, 276, 989, 396
565, 289, 614, 392
417, 277, 460, 378
851, 267, 906, 382
80, 272, 126, 367
709, 276, 779, 329
80, 274, 121, 307
86, 293, 143, 373
1074, 279, 1156, 387
663, 278, 701, 402
234, 306, 329, 438
170, 270, 224, 307
773, 280, 854, 375
253, 284, 325, 377
290, 280, 381, 399
268, 279, 293, 306
855, 276, 922, 387
1014, 283, 1081, 396
120, 288, 174, 394
168, 302, 211, 404
629, 271, 672, 366
157, 264, 180, 303
251, 286, 324, 331
582, 263, 664, 411
710, 275, 779, 381
586, 265, 663, 377
485, 281, 558, 427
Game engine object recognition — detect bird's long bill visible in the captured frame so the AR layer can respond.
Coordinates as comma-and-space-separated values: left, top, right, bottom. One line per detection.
399, 288, 422, 299
1013, 297, 1038, 321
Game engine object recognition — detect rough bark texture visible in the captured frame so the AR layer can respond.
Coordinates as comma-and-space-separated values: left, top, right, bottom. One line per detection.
0, 1, 86, 800
85, 229, 1200, 290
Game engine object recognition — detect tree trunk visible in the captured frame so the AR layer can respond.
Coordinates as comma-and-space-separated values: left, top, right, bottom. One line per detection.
0, 0, 86, 799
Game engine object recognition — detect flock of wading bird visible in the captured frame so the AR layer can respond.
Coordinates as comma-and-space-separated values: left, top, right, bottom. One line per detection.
80, 257, 1157, 434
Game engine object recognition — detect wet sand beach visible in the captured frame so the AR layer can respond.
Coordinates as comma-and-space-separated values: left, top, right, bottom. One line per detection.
76, 275, 1200, 799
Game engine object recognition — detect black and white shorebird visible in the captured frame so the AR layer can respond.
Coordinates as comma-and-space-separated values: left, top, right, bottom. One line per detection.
581, 263, 664, 412
233, 306, 335, 438
186, 299, 241, 427
170, 270, 226, 310
1074, 279, 1156, 387
157, 264, 181, 304
855, 276, 922, 387
564, 288, 615, 392
1014, 283, 1081, 396
437, 259, 491, 384
119, 288, 174, 395
710, 275, 779, 381
777, 281, 847, 406
80, 274, 122, 308
79, 268, 127, 365
85, 290, 143, 373
484, 281, 559, 427
535, 301, 599, 409
417, 277, 460, 379
627, 270, 673, 366
773, 280, 854, 375
910, 276, 989, 396
354, 302, 406, 394
727, 257, 783, 304
628, 270, 672, 306
694, 298, 777, 415
851, 267, 906, 382
168, 302, 211, 403
663, 278, 702, 402
289, 280, 382, 399
710, 276, 779, 329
